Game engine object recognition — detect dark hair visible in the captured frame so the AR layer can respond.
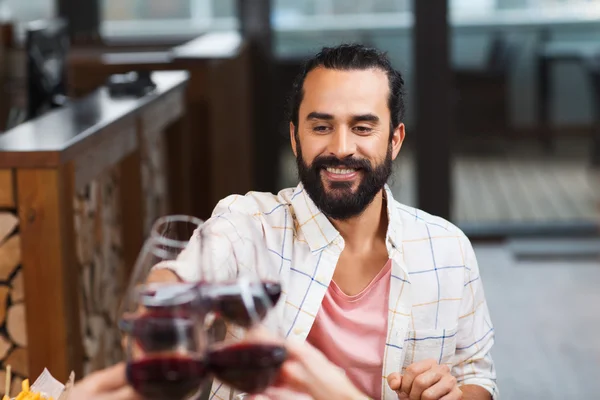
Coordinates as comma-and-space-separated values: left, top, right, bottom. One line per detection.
287, 43, 405, 138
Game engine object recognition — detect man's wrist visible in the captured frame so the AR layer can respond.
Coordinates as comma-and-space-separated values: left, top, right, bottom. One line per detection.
460, 384, 493, 399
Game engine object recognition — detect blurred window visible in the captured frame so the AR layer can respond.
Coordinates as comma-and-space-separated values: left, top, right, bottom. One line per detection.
101, 0, 237, 39
99, 0, 600, 39
1, 0, 54, 22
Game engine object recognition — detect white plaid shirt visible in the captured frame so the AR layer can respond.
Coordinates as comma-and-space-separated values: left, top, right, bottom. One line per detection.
172, 183, 498, 400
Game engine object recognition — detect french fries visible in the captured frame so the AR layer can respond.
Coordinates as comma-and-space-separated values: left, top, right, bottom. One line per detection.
5, 379, 54, 400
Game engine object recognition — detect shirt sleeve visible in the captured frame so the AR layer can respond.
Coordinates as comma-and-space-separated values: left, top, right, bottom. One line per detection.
452, 234, 498, 398
155, 194, 267, 283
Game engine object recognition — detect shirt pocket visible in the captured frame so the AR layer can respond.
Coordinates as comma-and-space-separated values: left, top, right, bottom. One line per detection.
402, 325, 458, 370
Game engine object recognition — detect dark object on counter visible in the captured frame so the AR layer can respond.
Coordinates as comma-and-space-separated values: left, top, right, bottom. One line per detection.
107, 71, 157, 98
26, 18, 69, 120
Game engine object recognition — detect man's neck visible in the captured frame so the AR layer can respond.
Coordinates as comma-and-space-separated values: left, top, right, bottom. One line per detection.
330, 190, 388, 252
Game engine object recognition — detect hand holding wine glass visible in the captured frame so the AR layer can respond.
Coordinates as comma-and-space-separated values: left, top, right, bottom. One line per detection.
70, 363, 142, 400
233, 339, 365, 400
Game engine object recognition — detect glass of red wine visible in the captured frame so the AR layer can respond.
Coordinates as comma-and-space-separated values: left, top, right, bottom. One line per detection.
195, 216, 284, 328
118, 215, 209, 400
195, 217, 287, 396
124, 283, 209, 400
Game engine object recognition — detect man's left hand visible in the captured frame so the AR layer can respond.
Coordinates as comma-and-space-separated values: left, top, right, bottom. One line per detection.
387, 359, 462, 400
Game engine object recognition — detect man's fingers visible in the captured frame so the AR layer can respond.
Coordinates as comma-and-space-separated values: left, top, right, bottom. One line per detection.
278, 359, 309, 391
409, 368, 444, 400
97, 386, 142, 400
400, 359, 437, 395
439, 386, 463, 400
387, 372, 402, 391
261, 387, 314, 400
285, 338, 330, 368
86, 363, 129, 391
421, 374, 458, 400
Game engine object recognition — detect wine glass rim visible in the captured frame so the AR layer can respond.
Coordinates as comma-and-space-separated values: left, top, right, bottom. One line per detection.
150, 214, 204, 249
135, 281, 198, 307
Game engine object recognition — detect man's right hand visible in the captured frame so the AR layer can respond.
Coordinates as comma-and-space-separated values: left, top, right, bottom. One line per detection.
145, 268, 182, 284
69, 363, 141, 400
387, 359, 461, 400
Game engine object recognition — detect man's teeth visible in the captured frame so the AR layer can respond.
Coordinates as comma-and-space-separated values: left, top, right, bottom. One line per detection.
326, 167, 356, 175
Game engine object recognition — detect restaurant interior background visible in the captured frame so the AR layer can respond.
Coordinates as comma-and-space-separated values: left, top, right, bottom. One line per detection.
0, 0, 599, 398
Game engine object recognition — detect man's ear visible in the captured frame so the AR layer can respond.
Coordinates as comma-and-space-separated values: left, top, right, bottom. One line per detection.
290, 122, 298, 157
391, 123, 405, 160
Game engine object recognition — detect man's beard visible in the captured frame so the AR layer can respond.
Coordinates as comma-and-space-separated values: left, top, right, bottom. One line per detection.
296, 141, 393, 221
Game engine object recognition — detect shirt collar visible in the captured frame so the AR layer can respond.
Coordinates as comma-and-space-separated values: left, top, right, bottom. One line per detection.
290, 183, 403, 253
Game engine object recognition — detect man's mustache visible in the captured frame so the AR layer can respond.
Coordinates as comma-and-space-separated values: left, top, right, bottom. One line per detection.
310, 156, 372, 171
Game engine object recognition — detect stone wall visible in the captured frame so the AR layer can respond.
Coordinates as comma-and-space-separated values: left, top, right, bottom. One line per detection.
73, 136, 169, 375
140, 126, 169, 235
74, 168, 126, 376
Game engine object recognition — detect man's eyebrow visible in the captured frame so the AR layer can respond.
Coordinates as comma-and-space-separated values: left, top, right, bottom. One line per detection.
306, 112, 334, 120
351, 114, 379, 123
306, 113, 380, 123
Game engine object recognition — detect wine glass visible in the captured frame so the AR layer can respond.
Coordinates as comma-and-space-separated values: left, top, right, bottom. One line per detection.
195, 217, 287, 395
196, 215, 283, 328
124, 283, 209, 400
118, 215, 208, 400
119, 215, 204, 332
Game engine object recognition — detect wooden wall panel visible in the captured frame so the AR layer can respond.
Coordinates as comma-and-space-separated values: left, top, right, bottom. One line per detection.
0, 170, 15, 208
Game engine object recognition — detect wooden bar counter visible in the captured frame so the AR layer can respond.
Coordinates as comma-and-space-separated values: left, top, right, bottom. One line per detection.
69, 31, 254, 220
0, 71, 189, 387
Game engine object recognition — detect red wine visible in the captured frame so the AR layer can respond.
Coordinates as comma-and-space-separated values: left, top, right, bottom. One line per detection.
127, 356, 207, 400
207, 343, 287, 393
204, 281, 282, 327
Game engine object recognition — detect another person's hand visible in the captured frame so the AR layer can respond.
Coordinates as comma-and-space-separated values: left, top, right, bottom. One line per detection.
273, 339, 365, 400
69, 363, 141, 400
387, 359, 461, 400
145, 267, 182, 284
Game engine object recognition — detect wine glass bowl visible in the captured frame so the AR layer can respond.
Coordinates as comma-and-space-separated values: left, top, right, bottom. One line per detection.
195, 216, 284, 328
206, 321, 288, 394
119, 215, 204, 332
125, 284, 209, 400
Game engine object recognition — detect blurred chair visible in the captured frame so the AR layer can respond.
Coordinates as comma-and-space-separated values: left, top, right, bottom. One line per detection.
25, 18, 69, 121
453, 34, 516, 142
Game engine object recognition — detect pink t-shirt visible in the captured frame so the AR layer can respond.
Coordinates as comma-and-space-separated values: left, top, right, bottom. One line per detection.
307, 260, 391, 399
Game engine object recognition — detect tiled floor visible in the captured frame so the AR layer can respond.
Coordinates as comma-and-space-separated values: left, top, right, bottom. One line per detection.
474, 244, 600, 399
390, 151, 598, 224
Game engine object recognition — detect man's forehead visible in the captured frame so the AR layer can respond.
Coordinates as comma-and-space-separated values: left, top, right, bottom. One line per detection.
300, 67, 389, 116
303, 66, 388, 89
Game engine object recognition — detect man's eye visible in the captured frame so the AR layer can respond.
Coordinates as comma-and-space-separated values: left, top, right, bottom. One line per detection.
354, 126, 372, 133
313, 126, 329, 132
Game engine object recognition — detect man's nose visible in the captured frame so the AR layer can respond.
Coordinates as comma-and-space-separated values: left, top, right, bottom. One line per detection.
327, 128, 355, 159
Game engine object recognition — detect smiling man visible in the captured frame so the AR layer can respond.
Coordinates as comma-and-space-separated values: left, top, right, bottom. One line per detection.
153, 44, 497, 400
